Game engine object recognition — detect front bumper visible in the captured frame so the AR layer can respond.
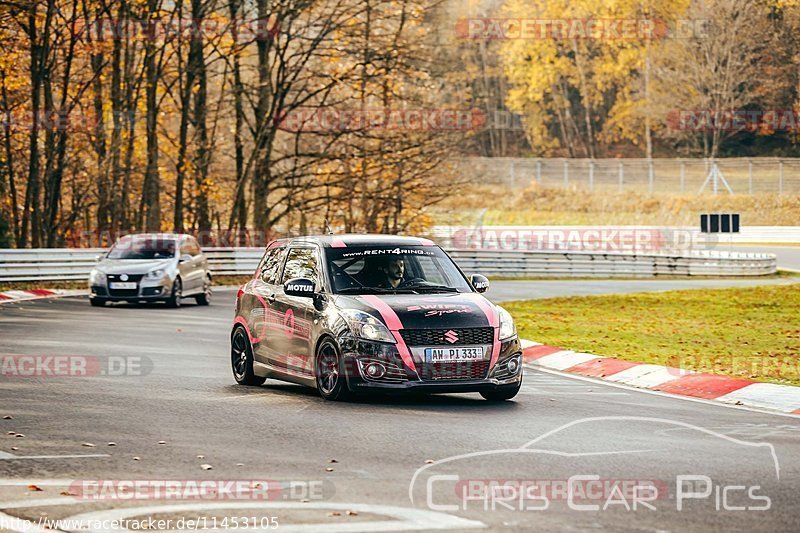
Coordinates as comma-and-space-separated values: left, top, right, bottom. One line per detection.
90, 278, 173, 301
340, 335, 523, 393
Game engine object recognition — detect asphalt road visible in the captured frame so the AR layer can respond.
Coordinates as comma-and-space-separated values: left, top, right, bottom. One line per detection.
1, 291, 799, 532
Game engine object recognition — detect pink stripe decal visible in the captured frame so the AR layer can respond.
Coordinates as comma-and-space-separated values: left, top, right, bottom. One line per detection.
0, 293, 11, 300
330, 238, 347, 248
360, 295, 417, 374
417, 238, 435, 246
465, 294, 502, 369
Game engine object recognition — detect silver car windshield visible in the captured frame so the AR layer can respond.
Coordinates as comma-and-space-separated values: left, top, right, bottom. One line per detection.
107, 237, 177, 260
325, 245, 472, 294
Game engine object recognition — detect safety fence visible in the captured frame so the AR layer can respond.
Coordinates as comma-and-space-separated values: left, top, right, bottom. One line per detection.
0, 246, 777, 282
455, 157, 800, 195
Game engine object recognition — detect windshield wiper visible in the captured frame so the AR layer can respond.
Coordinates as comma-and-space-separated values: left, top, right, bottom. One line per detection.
401, 284, 460, 293
336, 287, 418, 295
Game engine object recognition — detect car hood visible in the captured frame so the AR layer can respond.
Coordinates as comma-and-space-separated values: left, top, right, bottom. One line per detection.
333, 292, 498, 330
95, 258, 175, 275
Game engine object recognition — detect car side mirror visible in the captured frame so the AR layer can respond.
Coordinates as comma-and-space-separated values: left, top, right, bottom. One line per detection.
471, 274, 489, 293
95, 254, 103, 262
284, 277, 316, 298
179, 254, 193, 263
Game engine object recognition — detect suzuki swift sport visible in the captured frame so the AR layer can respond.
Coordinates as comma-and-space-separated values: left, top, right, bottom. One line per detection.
230, 235, 522, 401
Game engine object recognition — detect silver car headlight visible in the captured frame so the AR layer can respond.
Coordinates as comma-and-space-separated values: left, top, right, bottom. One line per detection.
89, 269, 106, 285
497, 305, 517, 340
145, 268, 166, 280
341, 309, 396, 344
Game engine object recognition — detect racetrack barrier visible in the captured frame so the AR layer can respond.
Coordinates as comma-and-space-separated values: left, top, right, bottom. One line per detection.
0, 247, 777, 282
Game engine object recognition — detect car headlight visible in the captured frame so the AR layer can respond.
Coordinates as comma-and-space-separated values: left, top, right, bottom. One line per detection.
145, 268, 166, 279
497, 305, 517, 340
89, 269, 106, 285
341, 309, 396, 343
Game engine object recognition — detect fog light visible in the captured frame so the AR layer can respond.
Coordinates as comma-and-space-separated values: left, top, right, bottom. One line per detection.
507, 357, 520, 374
365, 362, 386, 379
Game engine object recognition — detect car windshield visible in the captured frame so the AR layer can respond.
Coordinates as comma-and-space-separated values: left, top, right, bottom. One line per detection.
325, 245, 472, 294
106, 237, 177, 260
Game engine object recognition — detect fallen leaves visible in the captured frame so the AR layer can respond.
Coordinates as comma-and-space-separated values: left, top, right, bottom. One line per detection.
81, 442, 95, 448
28, 485, 43, 492
200, 464, 213, 471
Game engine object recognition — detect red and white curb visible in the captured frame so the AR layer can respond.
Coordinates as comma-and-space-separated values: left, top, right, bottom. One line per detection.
520, 339, 800, 415
0, 289, 85, 303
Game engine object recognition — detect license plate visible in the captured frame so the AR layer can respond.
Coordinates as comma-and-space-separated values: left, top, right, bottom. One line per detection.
424, 346, 484, 362
109, 282, 137, 289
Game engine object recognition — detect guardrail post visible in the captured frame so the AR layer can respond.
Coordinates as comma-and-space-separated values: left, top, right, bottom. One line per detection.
618, 161, 624, 192
589, 159, 594, 192
536, 159, 542, 183
648, 158, 654, 193
779, 160, 784, 195
680, 161, 685, 193
563, 159, 569, 188
748, 159, 753, 194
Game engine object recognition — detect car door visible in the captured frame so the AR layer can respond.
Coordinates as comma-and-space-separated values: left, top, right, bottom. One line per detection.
177, 238, 200, 294
186, 236, 207, 294
250, 246, 287, 368
271, 246, 321, 376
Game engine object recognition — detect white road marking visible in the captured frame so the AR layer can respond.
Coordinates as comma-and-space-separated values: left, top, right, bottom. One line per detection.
534, 350, 597, 371
716, 383, 800, 413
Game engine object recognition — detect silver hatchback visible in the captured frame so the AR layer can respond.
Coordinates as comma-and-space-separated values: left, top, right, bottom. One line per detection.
88, 233, 212, 308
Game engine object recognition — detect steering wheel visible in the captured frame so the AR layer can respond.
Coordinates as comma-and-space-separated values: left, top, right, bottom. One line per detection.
398, 277, 426, 288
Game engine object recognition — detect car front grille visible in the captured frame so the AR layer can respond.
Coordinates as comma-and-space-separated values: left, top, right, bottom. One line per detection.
400, 327, 494, 347
106, 274, 144, 298
418, 360, 490, 381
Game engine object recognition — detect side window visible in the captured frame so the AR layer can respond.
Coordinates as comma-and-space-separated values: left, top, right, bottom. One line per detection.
179, 240, 192, 257
417, 255, 448, 285
187, 237, 201, 256
281, 248, 319, 286
260, 247, 286, 285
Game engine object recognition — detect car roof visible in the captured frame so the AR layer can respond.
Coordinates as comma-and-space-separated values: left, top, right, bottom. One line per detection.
117, 233, 190, 240
269, 234, 436, 249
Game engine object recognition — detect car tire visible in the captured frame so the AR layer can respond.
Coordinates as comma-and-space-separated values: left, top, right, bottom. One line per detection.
90, 298, 106, 307
480, 378, 522, 401
231, 326, 266, 386
195, 276, 212, 306
166, 277, 182, 308
315, 338, 351, 401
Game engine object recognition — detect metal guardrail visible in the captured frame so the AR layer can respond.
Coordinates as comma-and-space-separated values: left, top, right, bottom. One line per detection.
447, 249, 777, 277
0, 247, 777, 282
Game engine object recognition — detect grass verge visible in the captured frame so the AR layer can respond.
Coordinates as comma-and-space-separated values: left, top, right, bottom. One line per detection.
505, 283, 800, 386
